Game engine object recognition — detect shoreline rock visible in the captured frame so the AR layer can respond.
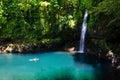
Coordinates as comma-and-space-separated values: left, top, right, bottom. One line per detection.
0, 43, 30, 53
0, 42, 64, 54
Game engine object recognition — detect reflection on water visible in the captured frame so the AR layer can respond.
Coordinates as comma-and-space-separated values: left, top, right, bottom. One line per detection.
0, 52, 113, 80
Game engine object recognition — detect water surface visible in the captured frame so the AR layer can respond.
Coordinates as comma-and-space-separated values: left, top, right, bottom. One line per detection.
0, 52, 113, 80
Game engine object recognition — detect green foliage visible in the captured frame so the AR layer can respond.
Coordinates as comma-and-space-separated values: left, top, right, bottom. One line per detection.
0, 0, 93, 43
0, 0, 119, 53
89, 0, 120, 53
93, 0, 120, 27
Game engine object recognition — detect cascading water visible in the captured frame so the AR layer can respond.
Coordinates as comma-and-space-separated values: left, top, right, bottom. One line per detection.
78, 10, 88, 53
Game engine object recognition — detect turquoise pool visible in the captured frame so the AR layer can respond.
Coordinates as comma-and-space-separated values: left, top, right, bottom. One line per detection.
0, 52, 113, 80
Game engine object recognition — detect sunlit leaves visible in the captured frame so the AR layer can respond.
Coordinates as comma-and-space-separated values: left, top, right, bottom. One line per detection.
18, 3, 31, 12
68, 20, 76, 28
40, 1, 51, 7
0, 1, 6, 25
0, 0, 95, 43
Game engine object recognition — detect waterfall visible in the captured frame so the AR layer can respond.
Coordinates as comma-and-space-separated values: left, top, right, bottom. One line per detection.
78, 10, 88, 53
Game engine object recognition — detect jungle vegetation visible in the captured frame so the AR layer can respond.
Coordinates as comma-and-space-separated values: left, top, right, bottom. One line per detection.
0, 0, 120, 53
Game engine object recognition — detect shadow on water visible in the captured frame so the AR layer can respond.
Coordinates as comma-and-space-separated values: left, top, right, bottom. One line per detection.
73, 53, 117, 80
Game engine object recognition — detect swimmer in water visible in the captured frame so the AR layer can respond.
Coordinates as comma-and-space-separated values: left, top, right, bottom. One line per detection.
29, 57, 39, 61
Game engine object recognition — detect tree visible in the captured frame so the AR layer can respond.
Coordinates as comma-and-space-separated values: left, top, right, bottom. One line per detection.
90, 0, 120, 53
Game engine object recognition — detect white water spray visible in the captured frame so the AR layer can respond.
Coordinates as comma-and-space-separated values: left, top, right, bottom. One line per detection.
78, 10, 88, 53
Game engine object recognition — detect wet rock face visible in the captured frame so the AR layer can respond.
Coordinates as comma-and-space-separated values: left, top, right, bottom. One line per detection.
0, 43, 35, 53
0, 42, 63, 53
0, 44, 29, 53
4, 44, 14, 53
0, 44, 26, 53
